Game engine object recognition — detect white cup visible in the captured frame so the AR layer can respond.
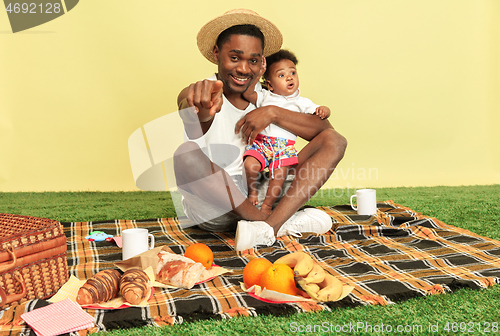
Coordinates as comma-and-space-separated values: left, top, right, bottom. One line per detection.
122, 228, 155, 260
350, 189, 377, 215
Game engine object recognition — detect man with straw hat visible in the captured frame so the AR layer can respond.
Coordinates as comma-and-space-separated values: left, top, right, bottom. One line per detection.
174, 9, 347, 251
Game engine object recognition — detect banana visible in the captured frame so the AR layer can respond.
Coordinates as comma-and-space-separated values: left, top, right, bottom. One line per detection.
297, 279, 320, 301
316, 273, 343, 302
274, 252, 314, 277
298, 263, 326, 285
275, 252, 343, 302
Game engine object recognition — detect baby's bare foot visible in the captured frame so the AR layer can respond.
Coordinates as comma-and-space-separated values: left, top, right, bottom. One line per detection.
248, 194, 259, 206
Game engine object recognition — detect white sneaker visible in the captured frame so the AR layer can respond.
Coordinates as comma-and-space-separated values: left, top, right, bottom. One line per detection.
234, 220, 276, 251
277, 208, 333, 238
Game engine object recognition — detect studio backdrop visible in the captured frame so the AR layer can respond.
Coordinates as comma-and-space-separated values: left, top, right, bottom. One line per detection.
1, 0, 499, 192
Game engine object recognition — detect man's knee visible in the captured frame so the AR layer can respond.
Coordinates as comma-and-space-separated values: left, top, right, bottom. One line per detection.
174, 141, 201, 162
322, 128, 347, 161
173, 142, 208, 182
174, 141, 204, 170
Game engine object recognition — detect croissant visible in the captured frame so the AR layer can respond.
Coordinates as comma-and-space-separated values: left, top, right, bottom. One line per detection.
120, 269, 150, 305
76, 269, 121, 305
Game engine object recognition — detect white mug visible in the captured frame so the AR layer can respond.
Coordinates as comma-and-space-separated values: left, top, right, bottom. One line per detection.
122, 228, 155, 260
350, 189, 377, 215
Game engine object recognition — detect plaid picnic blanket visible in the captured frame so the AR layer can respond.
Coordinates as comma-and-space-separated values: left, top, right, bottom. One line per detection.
2, 201, 500, 334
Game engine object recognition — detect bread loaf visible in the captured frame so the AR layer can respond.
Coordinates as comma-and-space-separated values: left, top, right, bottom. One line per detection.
156, 251, 209, 289
119, 269, 150, 305
77, 269, 121, 305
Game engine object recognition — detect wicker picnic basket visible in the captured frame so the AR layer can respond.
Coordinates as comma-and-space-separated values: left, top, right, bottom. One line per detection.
0, 214, 68, 309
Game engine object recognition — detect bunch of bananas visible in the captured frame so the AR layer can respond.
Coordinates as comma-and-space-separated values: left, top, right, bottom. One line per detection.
274, 251, 343, 302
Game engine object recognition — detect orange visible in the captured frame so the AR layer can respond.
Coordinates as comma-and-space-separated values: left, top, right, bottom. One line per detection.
260, 263, 298, 296
184, 243, 213, 269
243, 258, 272, 288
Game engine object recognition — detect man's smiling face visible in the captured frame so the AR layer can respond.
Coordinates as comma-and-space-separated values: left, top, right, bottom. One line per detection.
213, 34, 263, 96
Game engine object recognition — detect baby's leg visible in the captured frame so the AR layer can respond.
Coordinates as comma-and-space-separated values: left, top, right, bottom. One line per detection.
244, 156, 262, 205
261, 166, 289, 215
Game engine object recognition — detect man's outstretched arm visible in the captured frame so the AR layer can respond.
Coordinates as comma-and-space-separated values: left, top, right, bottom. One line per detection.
235, 105, 333, 145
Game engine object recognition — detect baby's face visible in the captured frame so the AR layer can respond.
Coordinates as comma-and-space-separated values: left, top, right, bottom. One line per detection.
266, 59, 299, 96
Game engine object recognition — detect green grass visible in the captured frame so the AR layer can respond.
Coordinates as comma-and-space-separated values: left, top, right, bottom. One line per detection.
1, 185, 500, 335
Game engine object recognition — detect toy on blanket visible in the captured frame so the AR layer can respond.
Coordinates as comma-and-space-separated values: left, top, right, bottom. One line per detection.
274, 252, 344, 302
85, 231, 113, 242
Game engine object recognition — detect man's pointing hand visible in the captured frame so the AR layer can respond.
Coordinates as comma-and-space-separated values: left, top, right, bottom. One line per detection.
187, 79, 224, 120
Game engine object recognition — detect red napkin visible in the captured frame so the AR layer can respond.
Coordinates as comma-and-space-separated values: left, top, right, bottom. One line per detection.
21, 298, 94, 336
112, 236, 123, 247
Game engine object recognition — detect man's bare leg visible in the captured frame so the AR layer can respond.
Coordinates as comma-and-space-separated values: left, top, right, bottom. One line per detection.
174, 141, 268, 222
261, 166, 288, 215
174, 127, 346, 246
265, 128, 347, 235
243, 156, 262, 206
233, 128, 347, 251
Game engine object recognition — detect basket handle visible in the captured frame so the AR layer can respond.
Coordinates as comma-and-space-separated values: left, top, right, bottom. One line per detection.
0, 273, 27, 308
0, 244, 17, 273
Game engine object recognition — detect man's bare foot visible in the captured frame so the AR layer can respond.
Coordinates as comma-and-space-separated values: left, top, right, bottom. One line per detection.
261, 203, 273, 215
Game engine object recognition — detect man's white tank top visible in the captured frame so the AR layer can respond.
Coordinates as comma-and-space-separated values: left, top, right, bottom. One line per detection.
184, 74, 256, 176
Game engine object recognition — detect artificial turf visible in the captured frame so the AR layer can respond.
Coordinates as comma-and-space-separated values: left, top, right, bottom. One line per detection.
1, 185, 499, 335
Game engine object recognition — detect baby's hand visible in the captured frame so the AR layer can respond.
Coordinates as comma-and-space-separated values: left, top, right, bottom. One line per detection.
243, 57, 266, 105
259, 56, 267, 77
251, 56, 266, 87
315, 106, 331, 119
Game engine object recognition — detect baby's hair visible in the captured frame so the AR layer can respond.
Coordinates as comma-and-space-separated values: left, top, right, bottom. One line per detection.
263, 49, 298, 81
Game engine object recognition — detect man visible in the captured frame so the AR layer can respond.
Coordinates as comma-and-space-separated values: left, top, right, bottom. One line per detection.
174, 9, 347, 251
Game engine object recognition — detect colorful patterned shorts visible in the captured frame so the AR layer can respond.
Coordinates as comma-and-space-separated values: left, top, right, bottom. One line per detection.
243, 134, 298, 171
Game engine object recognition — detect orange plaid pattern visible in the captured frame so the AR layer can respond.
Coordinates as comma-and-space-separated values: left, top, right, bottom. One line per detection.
2, 201, 500, 334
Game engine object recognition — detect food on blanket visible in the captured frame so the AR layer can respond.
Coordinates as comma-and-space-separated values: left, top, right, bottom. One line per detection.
297, 281, 321, 301
274, 252, 314, 277
76, 269, 121, 305
156, 251, 209, 289
297, 263, 326, 285
184, 243, 213, 269
260, 264, 298, 295
316, 273, 343, 302
274, 251, 343, 301
243, 258, 272, 288
120, 269, 150, 305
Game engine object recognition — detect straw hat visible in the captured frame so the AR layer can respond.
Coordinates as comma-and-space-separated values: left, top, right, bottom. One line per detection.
197, 9, 283, 64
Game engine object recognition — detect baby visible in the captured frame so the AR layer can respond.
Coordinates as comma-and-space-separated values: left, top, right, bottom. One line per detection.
242, 49, 330, 214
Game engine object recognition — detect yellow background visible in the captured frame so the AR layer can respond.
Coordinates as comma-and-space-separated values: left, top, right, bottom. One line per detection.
0, 0, 499, 192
